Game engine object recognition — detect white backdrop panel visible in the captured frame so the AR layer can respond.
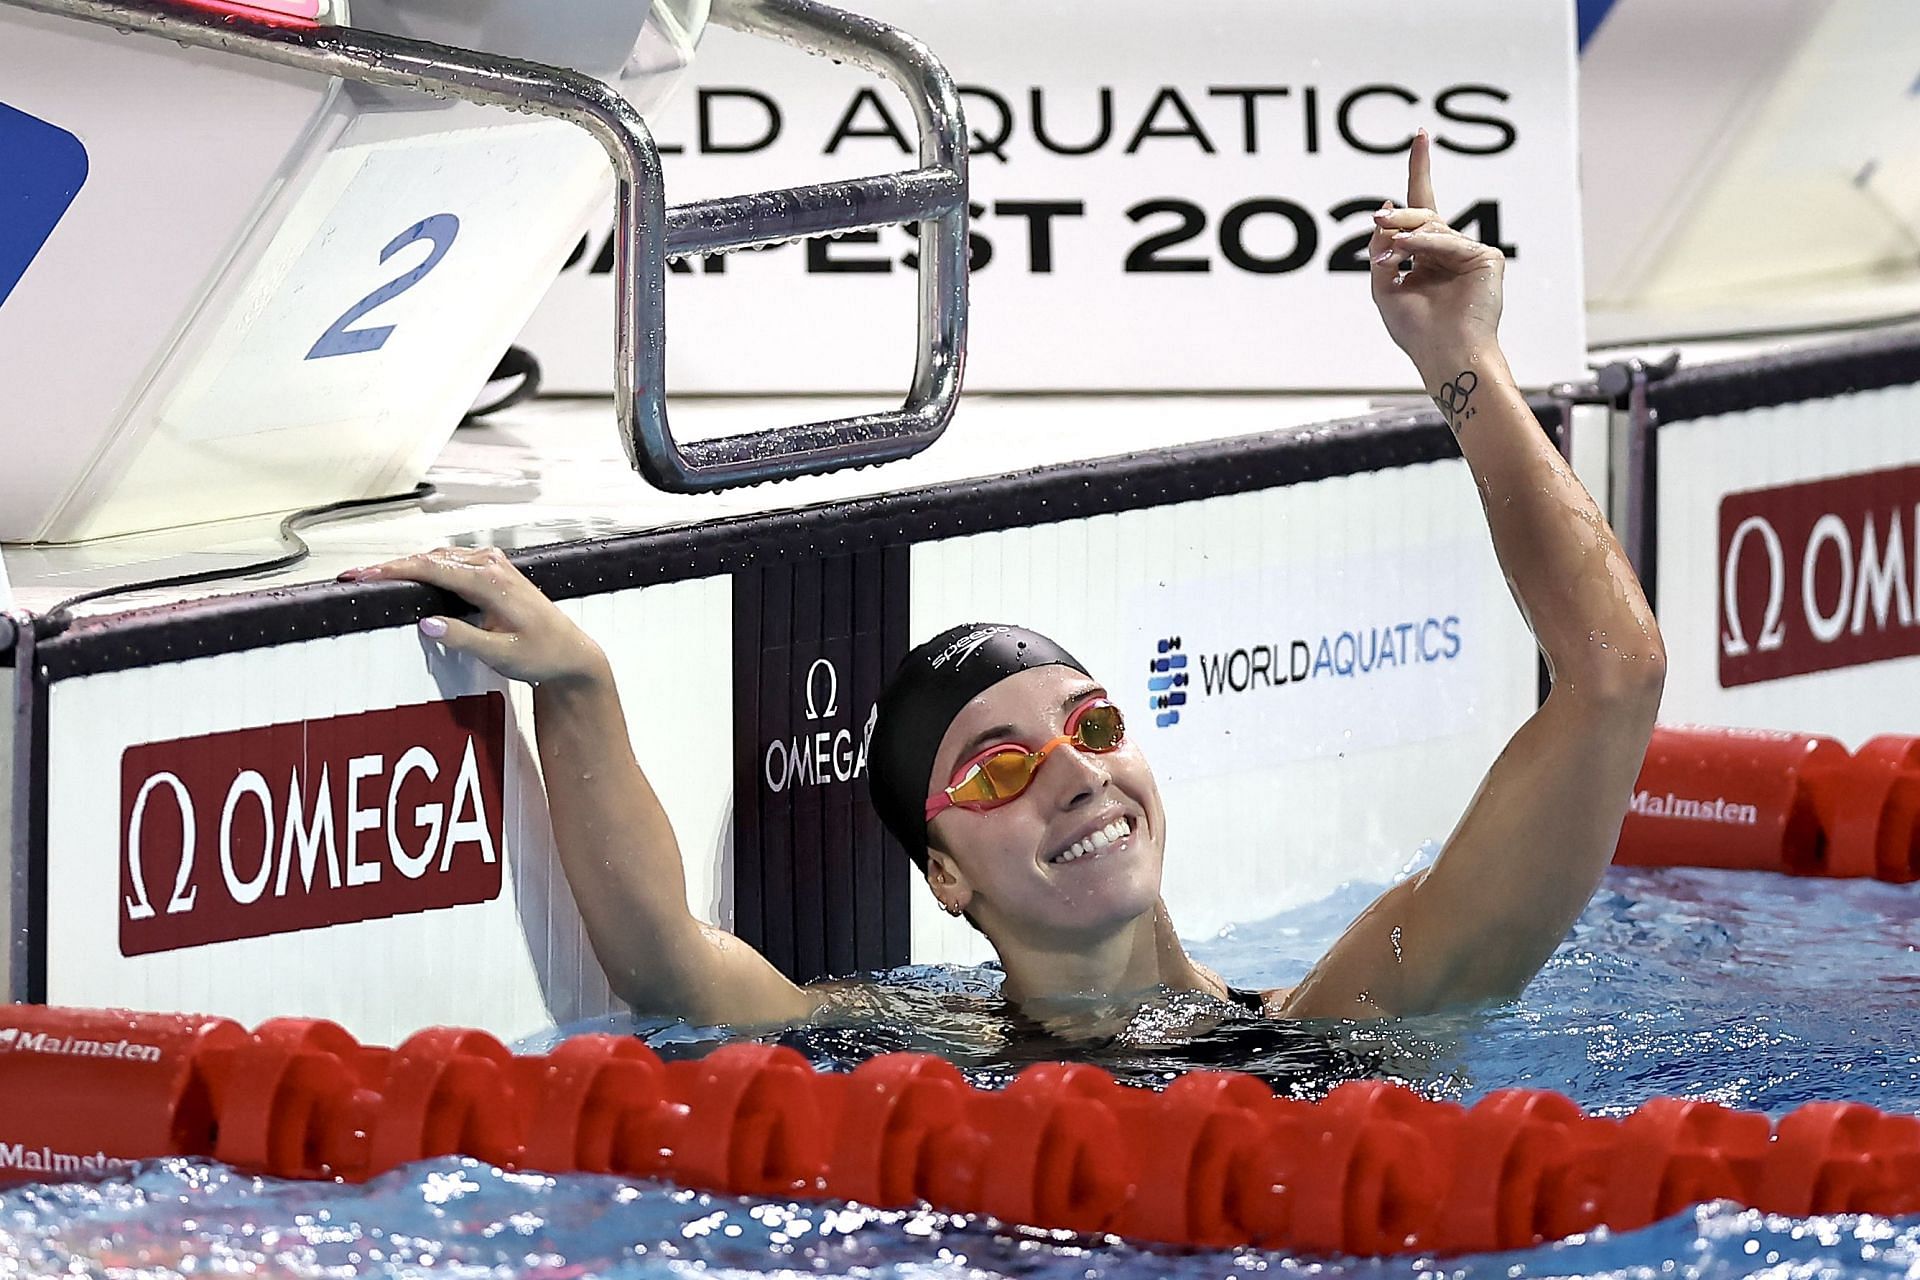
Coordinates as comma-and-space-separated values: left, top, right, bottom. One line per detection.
909, 459, 1538, 964
42, 577, 730, 1044
1656, 381, 1920, 746
519, 0, 1585, 394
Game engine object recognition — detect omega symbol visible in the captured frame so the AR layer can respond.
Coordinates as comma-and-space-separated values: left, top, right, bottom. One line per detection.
803, 658, 841, 721
1721, 514, 1787, 658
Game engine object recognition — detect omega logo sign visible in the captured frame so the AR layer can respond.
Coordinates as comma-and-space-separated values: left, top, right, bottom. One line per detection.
1719, 466, 1920, 687
763, 656, 875, 794
117, 695, 507, 956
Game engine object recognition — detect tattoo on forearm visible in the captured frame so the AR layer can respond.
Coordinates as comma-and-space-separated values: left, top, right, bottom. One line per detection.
1434, 370, 1478, 429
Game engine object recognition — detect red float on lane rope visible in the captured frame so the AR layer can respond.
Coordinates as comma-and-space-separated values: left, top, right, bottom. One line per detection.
0, 1007, 243, 1179
1617, 724, 1920, 880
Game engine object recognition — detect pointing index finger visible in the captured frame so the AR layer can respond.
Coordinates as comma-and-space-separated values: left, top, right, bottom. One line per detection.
1408, 129, 1436, 213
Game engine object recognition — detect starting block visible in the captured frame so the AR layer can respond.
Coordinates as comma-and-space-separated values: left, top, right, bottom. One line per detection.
0, 0, 968, 541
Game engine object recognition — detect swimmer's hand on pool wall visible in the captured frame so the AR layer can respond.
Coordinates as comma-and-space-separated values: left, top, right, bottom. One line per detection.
1282, 137, 1667, 1019
343, 547, 608, 686
342, 549, 821, 1028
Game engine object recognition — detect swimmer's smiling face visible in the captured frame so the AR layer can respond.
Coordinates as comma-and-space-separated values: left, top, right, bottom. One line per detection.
922, 665, 1167, 941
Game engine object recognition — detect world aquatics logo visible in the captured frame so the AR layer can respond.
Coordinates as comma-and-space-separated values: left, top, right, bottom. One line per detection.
1148, 637, 1190, 728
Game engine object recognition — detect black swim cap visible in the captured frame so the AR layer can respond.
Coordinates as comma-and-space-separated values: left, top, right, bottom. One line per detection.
868, 624, 1090, 869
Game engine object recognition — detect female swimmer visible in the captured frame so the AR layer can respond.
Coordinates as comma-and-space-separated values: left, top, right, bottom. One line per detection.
345, 135, 1665, 1029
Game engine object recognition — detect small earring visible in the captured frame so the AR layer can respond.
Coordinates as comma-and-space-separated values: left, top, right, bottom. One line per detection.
943, 902, 964, 918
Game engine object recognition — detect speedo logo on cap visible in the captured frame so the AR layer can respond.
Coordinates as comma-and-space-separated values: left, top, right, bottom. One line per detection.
929, 626, 1011, 670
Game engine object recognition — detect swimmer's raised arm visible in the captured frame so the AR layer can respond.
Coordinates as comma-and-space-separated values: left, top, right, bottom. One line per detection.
1283, 134, 1666, 1020
345, 549, 819, 1027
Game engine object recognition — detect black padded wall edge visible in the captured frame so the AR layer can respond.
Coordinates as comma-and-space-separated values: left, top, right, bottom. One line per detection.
1647, 327, 1920, 427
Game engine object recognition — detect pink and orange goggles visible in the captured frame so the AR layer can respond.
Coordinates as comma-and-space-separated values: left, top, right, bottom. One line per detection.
925, 698, 1126, 821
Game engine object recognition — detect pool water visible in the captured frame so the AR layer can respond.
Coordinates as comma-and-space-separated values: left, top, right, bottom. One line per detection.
5, 863, 1920, 1279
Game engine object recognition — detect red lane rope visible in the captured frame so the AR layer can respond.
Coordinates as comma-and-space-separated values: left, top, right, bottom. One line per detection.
4, 1005, 1919, 1256
1618, 726, 1920, 881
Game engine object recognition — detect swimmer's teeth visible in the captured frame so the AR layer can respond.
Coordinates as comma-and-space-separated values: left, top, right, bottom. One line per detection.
1051, 817, 1132, 864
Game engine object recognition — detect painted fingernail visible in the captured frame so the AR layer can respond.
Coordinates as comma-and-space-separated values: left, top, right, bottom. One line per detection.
419, 617, 448, 638
1393, 230, 1415, 241
1373, 249, 1398, 264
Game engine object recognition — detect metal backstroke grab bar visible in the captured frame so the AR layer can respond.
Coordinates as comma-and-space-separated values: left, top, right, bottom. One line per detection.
2, 0, 970, 492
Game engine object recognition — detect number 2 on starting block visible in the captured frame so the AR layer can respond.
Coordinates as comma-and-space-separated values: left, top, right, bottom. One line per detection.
161, 125, 602, 442
306, 212, 461, 360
